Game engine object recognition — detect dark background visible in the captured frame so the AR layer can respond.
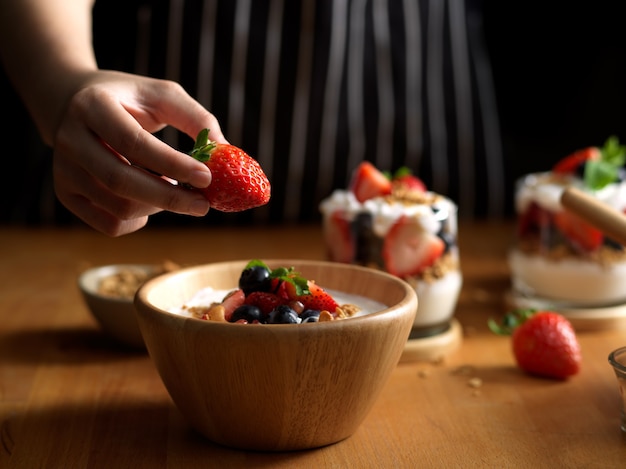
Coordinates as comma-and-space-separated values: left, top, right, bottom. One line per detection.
2, 2, 625, 226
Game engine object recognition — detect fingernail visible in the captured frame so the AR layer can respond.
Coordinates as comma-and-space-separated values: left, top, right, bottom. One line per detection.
190, 198, 210, 216
190, 169, 212, 188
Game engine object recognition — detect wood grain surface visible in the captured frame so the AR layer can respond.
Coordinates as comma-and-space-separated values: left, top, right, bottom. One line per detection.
1, 222, 625, 468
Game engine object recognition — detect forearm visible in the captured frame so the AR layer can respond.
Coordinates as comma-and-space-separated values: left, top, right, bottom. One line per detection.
0, 0, 98, 145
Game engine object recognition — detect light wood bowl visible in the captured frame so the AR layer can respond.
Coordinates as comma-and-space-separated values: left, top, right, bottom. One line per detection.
134, 259, 417, 451
78, 264, 160, 349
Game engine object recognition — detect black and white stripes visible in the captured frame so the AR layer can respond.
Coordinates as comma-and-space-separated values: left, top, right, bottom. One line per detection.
118, 0, 504, 224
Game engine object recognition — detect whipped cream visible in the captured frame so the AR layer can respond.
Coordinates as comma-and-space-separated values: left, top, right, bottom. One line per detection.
319, 189, 456, 238
515, 172, 626, 213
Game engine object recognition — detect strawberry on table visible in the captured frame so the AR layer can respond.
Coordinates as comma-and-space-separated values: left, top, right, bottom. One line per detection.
350, 161, 392, 203
489, 309, 582, 380
382, 215, 445, 278
189, 128, 271, 212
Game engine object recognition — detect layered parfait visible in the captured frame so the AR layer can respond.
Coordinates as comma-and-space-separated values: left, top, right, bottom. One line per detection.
319, 162, 461, 335
509, 136, 626, 305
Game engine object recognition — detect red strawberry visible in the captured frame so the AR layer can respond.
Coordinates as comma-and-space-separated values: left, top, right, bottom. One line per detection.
349, 161, 392, 203
189, 128, 271, 212
220, 289, 246, 321
382, 216, 445, 277
393, 174, 426, 192
391, 167, 426, 192
552, 147, 600, 174
299, 282, 339, 312
553, 210, 603, 251
489, 309, 581, 380
516, 202, 552, 237
284, 280, 339, 312
323, 210, 355, 263
244, 291, 285, 316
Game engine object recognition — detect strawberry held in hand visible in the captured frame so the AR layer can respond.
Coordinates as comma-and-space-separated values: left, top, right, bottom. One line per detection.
190, 129, 271, 212
489, 309, 581, 380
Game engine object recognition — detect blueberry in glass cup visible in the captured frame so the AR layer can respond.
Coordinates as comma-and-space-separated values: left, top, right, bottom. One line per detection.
509, 136, 626, 306
319, 163, 462, 337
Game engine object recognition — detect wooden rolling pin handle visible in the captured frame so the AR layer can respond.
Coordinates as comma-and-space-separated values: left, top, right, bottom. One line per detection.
560, 186, 626, 246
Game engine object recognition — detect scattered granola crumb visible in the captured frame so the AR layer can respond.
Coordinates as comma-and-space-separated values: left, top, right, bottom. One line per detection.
96, 261, 180, 299
451, 365, 475, 376
468, 377, 483, 388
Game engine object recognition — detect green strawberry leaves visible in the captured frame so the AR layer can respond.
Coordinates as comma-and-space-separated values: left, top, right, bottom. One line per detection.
488, 308, 536, 336
584, 135, 626, 190
189, 128, 217, 163
244, 259, 310, 296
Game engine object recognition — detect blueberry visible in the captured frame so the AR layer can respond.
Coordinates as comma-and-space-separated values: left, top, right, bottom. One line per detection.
230, 304, 263, 323
438, 231, 456, 253
299, 309, 321, 322
239, 266, 271, 295
268, 305, 299, 324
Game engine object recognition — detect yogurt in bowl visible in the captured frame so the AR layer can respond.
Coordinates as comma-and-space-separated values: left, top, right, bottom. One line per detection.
134, 259, 417, 451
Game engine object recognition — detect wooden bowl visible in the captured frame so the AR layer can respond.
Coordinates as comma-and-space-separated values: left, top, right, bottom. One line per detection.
78, 264, 160, 349
134, 259, 417, 451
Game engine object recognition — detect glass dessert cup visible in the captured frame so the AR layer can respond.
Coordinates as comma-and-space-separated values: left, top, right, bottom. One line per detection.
608, 346, 626, 433
509, 172, 626, 308
320, 191, 462, 337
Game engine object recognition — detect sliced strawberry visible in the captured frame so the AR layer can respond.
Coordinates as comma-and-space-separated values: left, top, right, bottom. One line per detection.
349, 162, 392, 203
553, 210, 603, 251
296, 281, 339, 312
281, 279, 338, 312
382, 216, 445, 278
323, 210, 355, 263
516, 202, 552, 237
552, 147, 600, 174
220, 289, 246, 321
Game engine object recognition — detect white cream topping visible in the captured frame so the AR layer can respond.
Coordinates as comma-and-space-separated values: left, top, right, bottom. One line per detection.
516, 172, 626, 213
169, 287, 387, 319
319, 189, 457, 237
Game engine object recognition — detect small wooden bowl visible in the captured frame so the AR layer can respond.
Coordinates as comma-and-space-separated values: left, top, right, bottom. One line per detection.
134, 259, 417, 451
78, 264, 160, 349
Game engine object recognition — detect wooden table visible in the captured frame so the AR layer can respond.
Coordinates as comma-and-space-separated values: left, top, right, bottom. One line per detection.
1, 222, 625, 468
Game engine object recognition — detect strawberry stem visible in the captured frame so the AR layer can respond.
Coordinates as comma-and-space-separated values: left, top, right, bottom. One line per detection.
584, 135, 626, 190
189, 128, 217, 163
488, 308, 536, 336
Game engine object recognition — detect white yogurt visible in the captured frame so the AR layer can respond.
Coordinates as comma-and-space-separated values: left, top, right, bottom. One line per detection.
170, 287, 388, 319
511, 172, 626, 305
509, 249, 626, 305
515, 172, 626, 214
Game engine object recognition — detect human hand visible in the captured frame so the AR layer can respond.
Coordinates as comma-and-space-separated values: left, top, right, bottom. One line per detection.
52, 70, 225, 236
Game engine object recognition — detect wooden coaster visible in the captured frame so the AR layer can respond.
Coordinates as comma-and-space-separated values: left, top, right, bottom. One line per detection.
400, 319, 462, 363
507, 290, 626, 332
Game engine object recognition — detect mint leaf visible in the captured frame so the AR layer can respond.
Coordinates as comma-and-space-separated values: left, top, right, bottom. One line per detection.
584, 135, 626, 190
585, 160, 619, 190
